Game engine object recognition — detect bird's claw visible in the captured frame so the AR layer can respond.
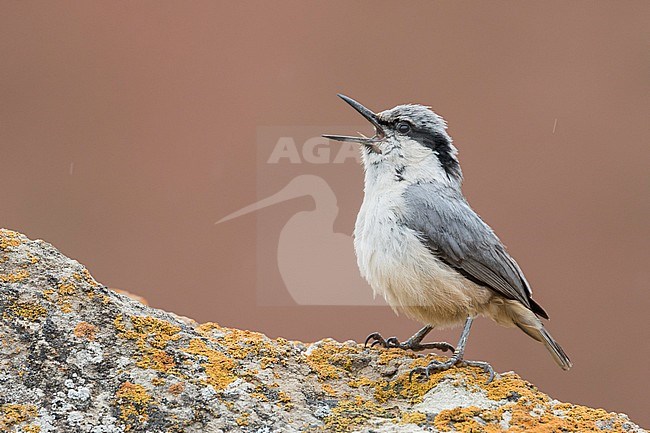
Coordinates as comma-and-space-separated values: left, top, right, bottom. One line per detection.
364, 332, 388, 348
385, 337, 400, 347
364, 332, 455, 352
408, 356, 495, 385
365, 332, 400, 349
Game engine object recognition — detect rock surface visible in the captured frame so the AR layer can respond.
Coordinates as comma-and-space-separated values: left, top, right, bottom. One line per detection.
0, 229, 646, 433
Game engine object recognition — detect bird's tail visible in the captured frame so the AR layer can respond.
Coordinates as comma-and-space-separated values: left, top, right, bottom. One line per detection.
537, 326, 572, 370
494, 300, 572, 370
516, 320, 572, 370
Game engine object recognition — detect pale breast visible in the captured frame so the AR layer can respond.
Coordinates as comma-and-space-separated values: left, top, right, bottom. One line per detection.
354, 176, 492, 327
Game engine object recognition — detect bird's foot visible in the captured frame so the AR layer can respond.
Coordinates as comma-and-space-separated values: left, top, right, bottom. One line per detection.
364, 332, 455, 353
409, 355, 495, 384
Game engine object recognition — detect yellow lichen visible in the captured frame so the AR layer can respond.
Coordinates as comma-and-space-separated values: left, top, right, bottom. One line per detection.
0, 229, 23, 250
22, 425, 41, 433
195, 322, 288, 371
349, 356, 448, 404
276, 391, 293, 409
151, 377, 166, 386
0, 403, 38, 431
58, 282, 75, 295
4, 301, 47, 321
260, 356, 276, 369
427, 386, 631, 433
305, 340, 359, 380
400, 411, 427, 425
195, 322, 222, 336
26, 253, 39, 264
115, 382, 152, 430
235, 412, 250, 426
434, 406, 487, 432
249, 392, 268, 401
377, 347, 417, 365
183, 338, 237, 390
224, 329, 279, 360
0, 269, 29, 283
323, 396, 391, 432
321, 383, 337, 396
484, 373, 545, 403
73, 321, 97, 340
56, 280, 76, 313
114, 314, 181, 373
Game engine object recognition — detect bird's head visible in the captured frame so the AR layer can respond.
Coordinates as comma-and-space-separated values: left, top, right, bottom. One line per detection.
323, 94, 462, 184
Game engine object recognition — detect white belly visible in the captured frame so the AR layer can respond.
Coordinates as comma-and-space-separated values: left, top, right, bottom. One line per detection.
354, 183, 492, 328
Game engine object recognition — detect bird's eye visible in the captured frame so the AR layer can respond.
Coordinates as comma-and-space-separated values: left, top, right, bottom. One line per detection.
396, 122, 411, 134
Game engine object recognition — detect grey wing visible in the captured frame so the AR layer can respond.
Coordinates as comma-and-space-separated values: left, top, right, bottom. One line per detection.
403, 183, 548, 319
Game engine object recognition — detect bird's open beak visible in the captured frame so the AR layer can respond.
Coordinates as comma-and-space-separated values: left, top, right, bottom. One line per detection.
322, 94, 384, 154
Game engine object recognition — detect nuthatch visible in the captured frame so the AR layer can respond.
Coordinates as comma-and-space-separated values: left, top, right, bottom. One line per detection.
324, 95, 571, 382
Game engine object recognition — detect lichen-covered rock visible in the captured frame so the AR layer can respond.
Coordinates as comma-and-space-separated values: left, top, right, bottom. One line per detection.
0, 229, 646, 433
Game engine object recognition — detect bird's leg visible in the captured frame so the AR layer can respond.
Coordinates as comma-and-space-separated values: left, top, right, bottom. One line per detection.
409, 317, 495, 384
365, 325, 455, 352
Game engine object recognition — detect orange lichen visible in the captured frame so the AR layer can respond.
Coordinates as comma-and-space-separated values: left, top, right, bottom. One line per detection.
434, 406, 488, 432
502, 401, 626, 433
73, 321, 97, 340
167, 382, 185, 395
183, 338, 237, 390
0, 403, 38, 431
115, 382, 152, 430
114, 314, 181, 373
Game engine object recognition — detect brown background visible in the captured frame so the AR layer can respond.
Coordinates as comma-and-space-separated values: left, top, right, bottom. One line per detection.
2, 1, 648, 426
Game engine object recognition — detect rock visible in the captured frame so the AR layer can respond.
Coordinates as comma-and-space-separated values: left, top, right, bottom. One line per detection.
0, 228, 646, 433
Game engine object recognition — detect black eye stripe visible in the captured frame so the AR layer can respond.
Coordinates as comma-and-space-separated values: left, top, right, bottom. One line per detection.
409, 129, 461, 180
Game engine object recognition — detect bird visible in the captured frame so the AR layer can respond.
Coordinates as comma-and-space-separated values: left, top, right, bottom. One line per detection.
323, 94, 571, 382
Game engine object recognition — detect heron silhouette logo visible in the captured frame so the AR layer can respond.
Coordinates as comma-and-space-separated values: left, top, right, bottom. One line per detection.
216, 127, 386, 307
